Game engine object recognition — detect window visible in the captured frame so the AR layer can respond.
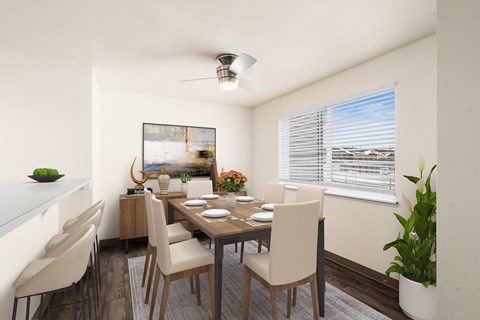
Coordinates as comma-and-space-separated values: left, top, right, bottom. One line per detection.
279, 84, 395, 197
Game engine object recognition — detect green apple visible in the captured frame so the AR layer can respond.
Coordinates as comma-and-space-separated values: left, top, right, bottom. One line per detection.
47, 168, 59, 176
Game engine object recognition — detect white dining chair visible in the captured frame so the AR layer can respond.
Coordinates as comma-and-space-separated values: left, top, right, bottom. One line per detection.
240, 182, 285, 262
148, 196, 215, 320
242, 200, 320, 320
186, 180, 213, 199
296, 186, 325, 217
142, 189, 192, 304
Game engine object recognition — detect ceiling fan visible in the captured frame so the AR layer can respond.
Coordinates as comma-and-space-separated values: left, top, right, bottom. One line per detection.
178, 53, 257, 91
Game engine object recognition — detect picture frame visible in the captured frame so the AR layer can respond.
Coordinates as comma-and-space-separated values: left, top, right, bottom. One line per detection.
142, 123, 216, 178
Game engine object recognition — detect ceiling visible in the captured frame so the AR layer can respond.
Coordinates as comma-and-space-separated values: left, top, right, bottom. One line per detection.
0, 1, 436, 107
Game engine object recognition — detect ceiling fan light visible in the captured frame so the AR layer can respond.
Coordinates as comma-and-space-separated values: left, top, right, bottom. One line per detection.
219, 77, 239, 90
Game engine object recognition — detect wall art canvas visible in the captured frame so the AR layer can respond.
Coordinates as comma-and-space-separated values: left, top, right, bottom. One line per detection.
143, 123, 216, 178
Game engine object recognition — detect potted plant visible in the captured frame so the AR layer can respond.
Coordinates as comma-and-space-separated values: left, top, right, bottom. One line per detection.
217, 170, 247, 207
179, 172, 191, 194
383, 162, 437, 320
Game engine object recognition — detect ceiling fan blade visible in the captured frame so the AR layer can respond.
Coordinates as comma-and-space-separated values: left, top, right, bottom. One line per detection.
229, 53, 257, 75
177, 77, 217, 83
239, 78, 261, 91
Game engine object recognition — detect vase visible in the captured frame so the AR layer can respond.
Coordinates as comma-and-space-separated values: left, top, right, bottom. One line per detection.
226, 192, 236, 208
399, 274, 437, 320
181, 183, 187, 194
157, 174, 170, 195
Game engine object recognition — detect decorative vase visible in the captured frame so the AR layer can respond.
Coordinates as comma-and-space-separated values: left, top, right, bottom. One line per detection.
181, 183, 187, 194
399, 274, 437, 320
226, 192, 236, 208
158, 174, 170, 195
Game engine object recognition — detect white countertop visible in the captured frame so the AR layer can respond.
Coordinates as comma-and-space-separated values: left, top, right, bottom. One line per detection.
0, 179, 90, 237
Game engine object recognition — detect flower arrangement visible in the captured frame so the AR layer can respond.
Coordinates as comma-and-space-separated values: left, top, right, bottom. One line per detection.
217, 170, 247, 193
383, 160, 437, 287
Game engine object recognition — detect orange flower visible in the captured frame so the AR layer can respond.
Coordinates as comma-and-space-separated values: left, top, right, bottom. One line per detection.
244, 177, 248, 182
237, 172, 243, 177
234, 178, 240, 184
218, 177, 224, 183
227, 171, 234, 178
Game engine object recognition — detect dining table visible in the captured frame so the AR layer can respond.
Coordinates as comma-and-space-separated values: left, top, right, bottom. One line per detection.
167, 196, 325, 319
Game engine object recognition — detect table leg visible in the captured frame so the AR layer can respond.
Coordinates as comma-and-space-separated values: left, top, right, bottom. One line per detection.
214, 239, 224, 319
167, 202, 174, 225
124, 239, 129, 254
316, 220, 325, 317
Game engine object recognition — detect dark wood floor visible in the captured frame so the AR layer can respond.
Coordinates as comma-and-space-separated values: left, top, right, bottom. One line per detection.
41, 238, 408, 320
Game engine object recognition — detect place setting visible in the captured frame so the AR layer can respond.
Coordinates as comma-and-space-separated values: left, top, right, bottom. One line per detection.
182, 199, 212, 209
235, 195, 260, 204
196, 208, 238, 223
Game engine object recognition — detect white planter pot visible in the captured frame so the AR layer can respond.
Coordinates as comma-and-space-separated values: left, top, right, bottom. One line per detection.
399, 275, 437, 320
181, 183, 187, 194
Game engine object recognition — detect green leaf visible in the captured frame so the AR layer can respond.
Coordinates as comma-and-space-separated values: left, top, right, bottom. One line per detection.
404, 175, 421, 184
422, 280, 431, 288
393, 212, 407, 228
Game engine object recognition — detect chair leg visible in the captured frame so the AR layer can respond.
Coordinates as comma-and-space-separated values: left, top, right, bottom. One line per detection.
269, 287, 277, 320
310, 275, 319, 320
235, 242, 238, 252
240, 242, 245, 263
257, 239, 262, 253
25, 296, 30, 320
89, 253, 98, 316
149, 266, 161, 320
72, 283, 77, 320
293, 287, 297, 306
195, 275, 201, 306
242, 268, 251, 320
159, 275, 171, 320
95, 236, 102, 288
12, 297, 18, 320
287, 289, 292, 318
208, 266, 215, 320
190, 277, 195, 294
209, 238, 212, 249
142, 244, 152, 287
79, 278, 85, 320
145, 250, 157, 304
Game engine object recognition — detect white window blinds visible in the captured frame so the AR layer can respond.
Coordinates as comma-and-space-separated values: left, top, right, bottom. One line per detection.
279, 84, 395, 194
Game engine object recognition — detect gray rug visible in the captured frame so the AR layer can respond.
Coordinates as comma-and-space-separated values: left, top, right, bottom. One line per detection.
128, 241, 390, 319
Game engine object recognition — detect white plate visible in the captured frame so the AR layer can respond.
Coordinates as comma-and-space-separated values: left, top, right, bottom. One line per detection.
201, 209, 230, 218
201, 194, 220, 200
236, 196, 255, 202
251, 212, 273, 222
184, 199, 208, 206
261, 203, 275, 211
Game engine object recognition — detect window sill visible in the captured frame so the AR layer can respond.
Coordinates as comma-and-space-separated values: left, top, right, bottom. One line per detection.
283, 183, 397, 206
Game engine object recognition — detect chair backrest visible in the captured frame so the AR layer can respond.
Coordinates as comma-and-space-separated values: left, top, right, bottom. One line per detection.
144, 189, 157, 247
46, 209, 102, 255
152, 196, 172, 274
269, 201, 320, 286
16, 224, 96, 297
63, 200, 105, 233
295, 186, 326, 217
264, 182, 285, 204
187, 180, 213, 199
46, 222, 96, 258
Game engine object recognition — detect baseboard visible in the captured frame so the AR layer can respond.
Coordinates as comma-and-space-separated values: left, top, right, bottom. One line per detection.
325, 250, 398, 290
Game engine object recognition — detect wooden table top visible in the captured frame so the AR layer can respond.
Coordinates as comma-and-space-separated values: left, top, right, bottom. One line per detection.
169, 197, 273, 239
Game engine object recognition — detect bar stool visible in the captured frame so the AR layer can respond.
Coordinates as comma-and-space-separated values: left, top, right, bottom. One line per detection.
12, 224, 96, 320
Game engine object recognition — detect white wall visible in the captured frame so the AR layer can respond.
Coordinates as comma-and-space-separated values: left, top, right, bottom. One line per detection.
437, 0, 480, 318
252, 35, 437, 274
97, 89, 252, 239
0, 53, 92, 319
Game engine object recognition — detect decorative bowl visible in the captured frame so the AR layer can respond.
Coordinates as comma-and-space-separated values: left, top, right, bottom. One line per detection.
28, 174, 65, 182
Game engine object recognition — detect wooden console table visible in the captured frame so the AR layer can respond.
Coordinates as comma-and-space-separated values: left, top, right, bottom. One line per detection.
119, 192, 186, 253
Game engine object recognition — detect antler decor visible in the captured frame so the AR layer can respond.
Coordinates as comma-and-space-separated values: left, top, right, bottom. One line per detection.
130, 157, 148, 190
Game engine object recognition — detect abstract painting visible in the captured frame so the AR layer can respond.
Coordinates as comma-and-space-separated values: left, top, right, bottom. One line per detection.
143, 123, 216, 178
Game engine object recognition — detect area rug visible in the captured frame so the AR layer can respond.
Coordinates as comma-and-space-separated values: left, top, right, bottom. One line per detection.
128, 241, 390, 319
